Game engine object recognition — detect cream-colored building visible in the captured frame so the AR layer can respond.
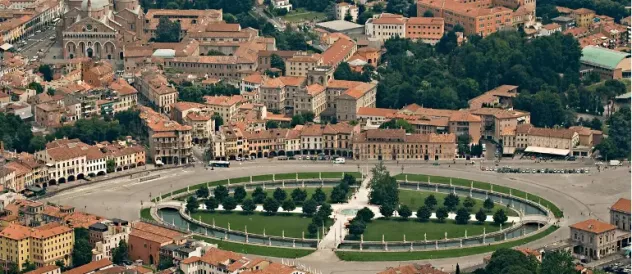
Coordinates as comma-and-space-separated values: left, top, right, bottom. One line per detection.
134, 70, 178, 114
90, 220, 131, 261
335, 2, 359, 22
108, 79, 138, 113
610, 198, 631, 232
335, 82, 377, 121
203, 95, 244, 122
210, 126, 246, 160
501, 124, 579, 156
295, 84, 327, 117
469, 108, 530, 141
365, 13, 407, 41
0, 223, 74, 270
570, 219, 618, 260
35, 139, 92, 185
139, 106, 193, 165
285, 54, 322, 77
353, 129, 456, 160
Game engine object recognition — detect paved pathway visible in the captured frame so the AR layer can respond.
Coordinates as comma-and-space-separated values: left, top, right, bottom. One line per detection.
43, 161, 630, 274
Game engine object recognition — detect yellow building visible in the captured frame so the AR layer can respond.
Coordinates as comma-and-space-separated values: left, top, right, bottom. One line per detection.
285, 54, 322, 77
0, 223, 74, 270
571, 8, 596, 28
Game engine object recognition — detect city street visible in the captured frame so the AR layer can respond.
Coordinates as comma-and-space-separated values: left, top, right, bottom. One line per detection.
41, 159, 630, 274
16, 26, 56, 60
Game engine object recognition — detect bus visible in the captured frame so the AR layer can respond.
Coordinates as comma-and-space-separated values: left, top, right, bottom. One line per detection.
209, 160, 230, 168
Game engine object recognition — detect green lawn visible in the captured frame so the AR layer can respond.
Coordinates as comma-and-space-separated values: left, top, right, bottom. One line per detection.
398, 190, 518, 216
395, 174, 563, 218
281, 8, 326, 23
192, 235, 314, 258
140, 208, 153, 220
336, 226, 558, 261
358, 218, 502, 241
190, 211, 330, 239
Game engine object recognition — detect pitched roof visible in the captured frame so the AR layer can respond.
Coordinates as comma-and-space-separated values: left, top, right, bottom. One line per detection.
62, 259, 112, 274
449, 110, 481, 122
378, 263, 449, 274
306, 84, 325, 96
611, 198, 631, 214
203, 95, 244, 106
242, 72, 264, 84
322, 37, 355, 66
357, 107, 398, 117
24, 265, 60, 274
278, 76, 305, 87
571, 219, 616, 234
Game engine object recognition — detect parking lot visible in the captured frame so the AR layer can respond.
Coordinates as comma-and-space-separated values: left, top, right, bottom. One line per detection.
15, 26, 56, 61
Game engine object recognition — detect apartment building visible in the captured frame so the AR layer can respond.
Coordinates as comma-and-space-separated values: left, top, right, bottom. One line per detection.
178, 248, 251, 274
352, 129, 456, 160
296, 84, 327, 117
335, 2, 359, 22
134, 70, 178, 114
501, 124, 579, 156
285, 53, 322, 77
610, 198, 631, 232
323, 122, 357, 157
139, 106, 193, 165
365, 13, 407, 41
406, 17, 445, 44
143, 9, 223, 40
107, 79, 138, 114
448, 111, 482, 144
571, 8, 595, 28
469, 108, 530, 141
171, 102, 216, 144
90, 219, 131, 261
335, 82, 377, 121
0, 222, 73, 270
210, 125, 246, 160
128, 221, 188, 266
417, 0, 516, 36
34, 139, 95, 185
570, 219, 618, 260
468, 85, 518, 109
300, 124, 324, 154
203, 95, 244, 122
243, 129, 288, 158
81, 61, 114, 88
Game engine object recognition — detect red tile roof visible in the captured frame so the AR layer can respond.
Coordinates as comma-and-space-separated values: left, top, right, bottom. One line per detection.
611, 198, 631, 214
571, 219, 616, 234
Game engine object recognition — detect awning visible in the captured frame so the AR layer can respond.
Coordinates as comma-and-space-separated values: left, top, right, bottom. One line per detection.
524, 146, 570, 156
0, 43, 13, 51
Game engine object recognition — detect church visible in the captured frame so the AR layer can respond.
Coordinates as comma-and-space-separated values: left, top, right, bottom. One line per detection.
60, 0, 143, 62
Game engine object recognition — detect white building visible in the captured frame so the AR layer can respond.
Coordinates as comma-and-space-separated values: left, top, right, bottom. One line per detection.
90, 219, 131, 261
335, 2, 358, 22
272, 0, 292, 11
365, 13, 407, 41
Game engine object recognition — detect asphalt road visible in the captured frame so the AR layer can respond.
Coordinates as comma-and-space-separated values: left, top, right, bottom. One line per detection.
16, 27, 56, 60
43, 160, 630, 273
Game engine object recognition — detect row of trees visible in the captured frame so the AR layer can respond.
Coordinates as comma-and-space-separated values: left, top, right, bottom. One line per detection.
596, 106, 631, 160
536, 0, 628, 24
472, 248, 603, 274
176, 81, 240, 103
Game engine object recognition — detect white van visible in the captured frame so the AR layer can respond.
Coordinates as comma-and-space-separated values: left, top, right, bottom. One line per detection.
334, 157, 345, 164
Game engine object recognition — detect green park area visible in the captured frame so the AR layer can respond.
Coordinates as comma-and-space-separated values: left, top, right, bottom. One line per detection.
281, 8, 326, 23
189, 211, 330, 239
360, 218, 502, 241
398, 190, 518, 216
336, 226, 558, 261
394, 173, 562, 217
192, 235, 314, 258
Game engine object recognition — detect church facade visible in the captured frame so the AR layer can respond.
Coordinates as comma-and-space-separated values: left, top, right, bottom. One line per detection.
60, 0, 143, 63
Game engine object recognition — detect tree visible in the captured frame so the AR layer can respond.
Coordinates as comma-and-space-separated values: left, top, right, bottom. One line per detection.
312, 188, 327, 205
485, 248, 538, 274
106, 159, 116, 173
597, 106, 630, 159
424, 195, 437, 209
422, 10, 433, 17
302, 199, 318, 216
273, 187, 287, 202
417, 206, 432, 222
282, 199, 296, 213
252, 187, 267, 204
72, 228, 92, 267
463, 196, 476, 210
186, 196, 199, 213
290, 111, 315, 126
241, 199, 256, 214
330, 185, 348, 203
46, 88, 56, 96
157, 255, 174, 270
356, 207, 375, 222
265, 120, 279, 129
457, 134, 472, 156
155, 17, 181, 42
368, 162, 399, 206
206, 49, 225, 56
270, 54, 286, 75
344, 9, 353, 21
435, 207, 448, 222
483, 198, 494, 212
222, 197, 237, 212
348, 219, 366, 237
28, 81, 44, 94
263, 198, 280, 214
307, 223, 319, 235
443, 193, 460, 211
111, 240, 129, 265
22, 261, 37, 272
204, 197, 218, 211
540, 251, 578, 274
196, 187, 209, 198
38, 64, 53, 81
455, 207, 470, 224
436, 31, 458, 54
233, 186, 247, 203
456, 264, 460, 274
398, 205, 412, 220
493, 209, 508, 225
291, 188, 308, 203
379, 118, 414, 133
317, 203, 333, 219
475, 208, 487, 223
452, 24, 464, 32
379, 203, 395, 219
213, 185, 229, 203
